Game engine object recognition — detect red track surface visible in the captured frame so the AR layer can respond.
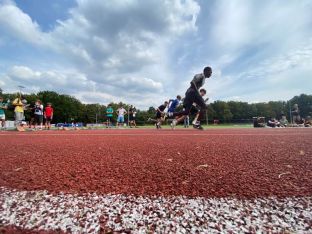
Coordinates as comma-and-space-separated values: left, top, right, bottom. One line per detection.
0, 128, 311, 198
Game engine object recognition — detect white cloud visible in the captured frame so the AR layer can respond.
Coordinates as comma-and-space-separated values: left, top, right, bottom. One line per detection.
3, 65, 96, 94
0, 0, 311, 108
0, 0, 200, 108
209, 40, 312, 102
0, 0, 46, 45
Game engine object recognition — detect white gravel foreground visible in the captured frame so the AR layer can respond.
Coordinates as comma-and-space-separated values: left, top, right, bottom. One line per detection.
0, 187, 311, 233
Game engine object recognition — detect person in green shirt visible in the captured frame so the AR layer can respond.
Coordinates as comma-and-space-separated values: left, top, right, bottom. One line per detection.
0, 96, 8, 129
106, 104, 114, 128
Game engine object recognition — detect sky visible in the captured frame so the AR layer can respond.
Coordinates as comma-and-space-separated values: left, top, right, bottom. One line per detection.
0, 0, 312, 109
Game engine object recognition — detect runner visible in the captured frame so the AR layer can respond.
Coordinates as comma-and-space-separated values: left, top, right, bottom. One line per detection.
171, 66, 212, 130
148, 101, 169, 129
167, 95, 182, 117
171, 89, 207, 130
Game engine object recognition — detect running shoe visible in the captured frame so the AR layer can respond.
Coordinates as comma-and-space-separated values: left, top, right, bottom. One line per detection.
193, 124, 204, 130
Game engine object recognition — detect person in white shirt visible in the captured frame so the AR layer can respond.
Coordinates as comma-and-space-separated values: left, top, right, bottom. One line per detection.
116, 105, 127, 127
33, 100, 44, 130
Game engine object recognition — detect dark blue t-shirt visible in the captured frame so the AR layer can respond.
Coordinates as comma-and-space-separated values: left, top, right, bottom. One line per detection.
168, 99, 179, 112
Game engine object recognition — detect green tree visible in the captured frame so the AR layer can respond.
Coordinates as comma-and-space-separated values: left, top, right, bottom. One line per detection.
211, 101, 233, 123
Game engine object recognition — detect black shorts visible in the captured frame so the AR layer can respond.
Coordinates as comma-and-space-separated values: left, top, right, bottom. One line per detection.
46, 116, 52, 122
34, 114, 43, 124
189, 105, 200, 115
184, 87, 206, 109
129, 115, 135, 121
156, 111, 162, 119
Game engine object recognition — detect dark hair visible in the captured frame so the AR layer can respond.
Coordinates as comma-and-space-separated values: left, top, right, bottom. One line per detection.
177, 95, 181, 100
200, 88, 206, 94
203, 66, 212, 78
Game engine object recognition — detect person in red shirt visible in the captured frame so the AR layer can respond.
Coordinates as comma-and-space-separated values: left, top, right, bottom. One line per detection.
44, 103, 54, 130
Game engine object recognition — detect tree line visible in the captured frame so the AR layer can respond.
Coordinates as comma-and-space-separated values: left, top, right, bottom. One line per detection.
0, 89, 311, 124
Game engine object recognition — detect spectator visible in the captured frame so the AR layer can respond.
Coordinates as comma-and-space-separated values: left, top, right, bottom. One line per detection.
44, 103, 54, 130
267, 117, 280, 128
253, 117, 265, 128
129, 105, 137, 128
304, 117, 312, 127
0, 96, 8, 130
106, 104, 114, 128
12, 95, 26, 131
291, 104, 301, 124
116, 105, 127, 128
33, 100, 44, 130
184, 115, 189, 128
279, 115, 289, 127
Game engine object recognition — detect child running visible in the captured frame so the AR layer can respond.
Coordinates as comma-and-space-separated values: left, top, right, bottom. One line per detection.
171, 66, 212, 130
44, 103, 54, 130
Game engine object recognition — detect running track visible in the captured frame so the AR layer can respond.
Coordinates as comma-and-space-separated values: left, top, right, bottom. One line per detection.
0, 128, 311, 233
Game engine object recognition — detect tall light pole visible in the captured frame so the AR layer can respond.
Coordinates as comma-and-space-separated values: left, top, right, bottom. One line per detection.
127, 105, 130, 127
17, 85, 25, 97
205, 98, 209, 126
289, 101, 292, 124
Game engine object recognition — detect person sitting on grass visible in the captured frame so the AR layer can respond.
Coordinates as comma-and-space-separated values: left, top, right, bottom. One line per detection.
253, 117, 266, 128
267, 117, 280, 128
304, 117, 312, 127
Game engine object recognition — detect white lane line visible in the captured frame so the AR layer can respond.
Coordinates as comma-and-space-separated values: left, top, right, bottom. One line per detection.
0, 133, 310, 136
0, 187, 311, 233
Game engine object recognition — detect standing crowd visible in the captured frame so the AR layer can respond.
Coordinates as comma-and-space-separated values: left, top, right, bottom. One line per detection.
0, 96, 54, 131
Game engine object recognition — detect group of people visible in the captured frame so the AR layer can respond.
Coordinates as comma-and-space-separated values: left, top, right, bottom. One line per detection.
1, 66, 213, 131
105, 75, 211, 130
106, 104, 138, 128
254, 104, 312, 128
149, 66, 212, 130
0, 96, 54, 131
